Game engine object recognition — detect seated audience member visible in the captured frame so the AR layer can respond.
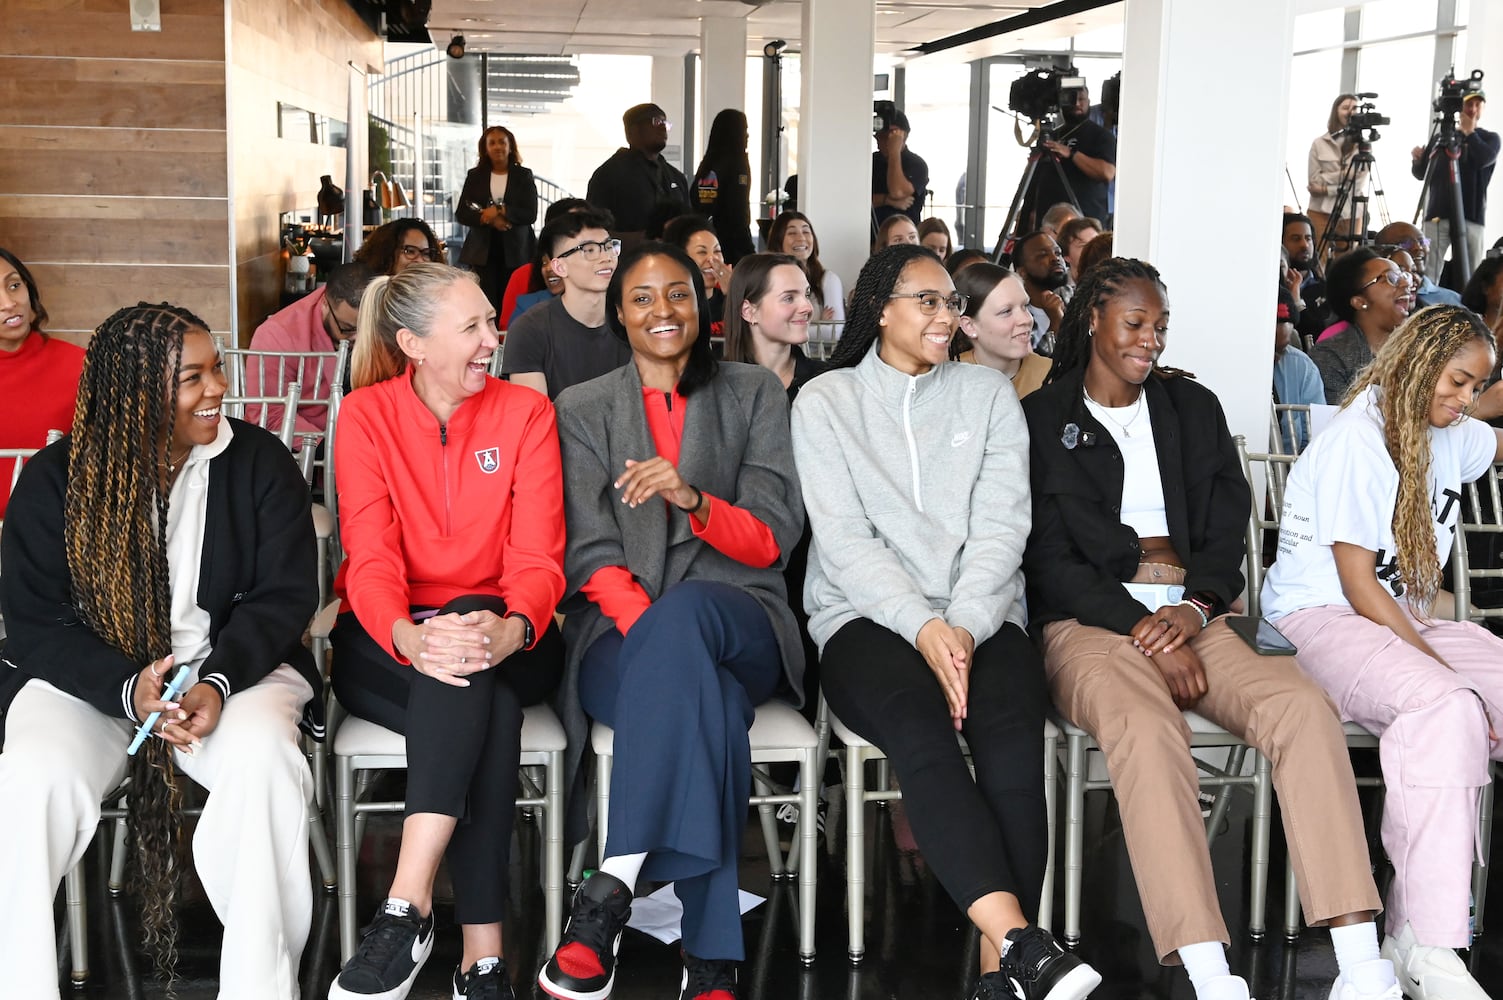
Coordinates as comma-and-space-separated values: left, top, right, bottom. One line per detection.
768, 211, 844, 321
946, 247, 991, 277
1014, 231, 1070, 356
952, 262, 1052, 399
246, 260, 376, 439
509, 247, 565, 326
1283, 213, 1335, 344
328, 263, 565, 1000
1378, 222, 1461, 308
1057, 216, 1102, 284
874, 214, 921, 252
501, 208, 631, 399
1385, 249, 1420, 316
918, 217, 954, 259
1039, 201, 1080, 239
355, 218, 442, 276
0, 247, 83, 518
1272, 286, 1326, 453
1023, 258, 1392, 1000
795, 244, 1102, 1000
663, 214, 732, 328
1262, 305, 1503, 1000
1074, 230, 1115, 282
537, 243, 804, 1000
499, 197, 593, 328
723, 252, 823, 401
1461, 250, 1503, 336
1311, 248, 1410, 403
0, 303, 322, 1000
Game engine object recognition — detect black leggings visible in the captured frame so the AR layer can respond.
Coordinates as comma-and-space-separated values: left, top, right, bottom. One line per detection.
330, 595, 564, 924
820, 618, 1049, 916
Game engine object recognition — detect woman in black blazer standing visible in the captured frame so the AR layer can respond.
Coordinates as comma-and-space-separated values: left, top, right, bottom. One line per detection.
457, 126, 539, 312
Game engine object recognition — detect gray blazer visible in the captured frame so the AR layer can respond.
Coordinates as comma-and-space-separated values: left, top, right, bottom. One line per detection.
554, 359, 806, 832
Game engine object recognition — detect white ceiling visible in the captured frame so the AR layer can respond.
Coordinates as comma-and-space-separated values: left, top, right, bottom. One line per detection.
426, 0, 1094, 61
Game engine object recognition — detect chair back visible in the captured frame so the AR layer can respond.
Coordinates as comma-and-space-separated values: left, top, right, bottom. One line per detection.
1271, 402, 1313, 457
1452, 462, 1503, 626
221, 381, 304, 453
1235, 435, 1298, 618
806, 321, 844, 360
223, 339, 349, 474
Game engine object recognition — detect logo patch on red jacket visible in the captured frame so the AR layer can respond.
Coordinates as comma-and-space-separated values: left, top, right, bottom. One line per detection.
474, 447, 500, 473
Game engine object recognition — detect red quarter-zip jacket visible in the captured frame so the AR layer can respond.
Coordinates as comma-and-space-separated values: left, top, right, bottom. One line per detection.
334, 369, 565, 662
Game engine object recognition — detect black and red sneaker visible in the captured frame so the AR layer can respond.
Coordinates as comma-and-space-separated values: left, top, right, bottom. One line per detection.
537, 871, 633, 1000
678, 951, 738, 1000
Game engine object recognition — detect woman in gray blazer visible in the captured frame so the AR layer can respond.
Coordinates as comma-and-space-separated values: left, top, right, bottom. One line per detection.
538, 242, 804, 1000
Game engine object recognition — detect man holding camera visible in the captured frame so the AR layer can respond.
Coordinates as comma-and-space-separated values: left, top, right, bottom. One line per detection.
1411, 79, 1500, 287
872, 105, 929, 229
1036, 87, 1117, 228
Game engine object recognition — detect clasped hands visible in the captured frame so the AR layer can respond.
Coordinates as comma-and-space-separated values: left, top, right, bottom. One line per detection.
394, 611, 527, 687
614, 457, 703, 516
1132, 603, 1207, 709
917, 618, 975, 732
480, 204, 511, 231
132, 654, 219, 752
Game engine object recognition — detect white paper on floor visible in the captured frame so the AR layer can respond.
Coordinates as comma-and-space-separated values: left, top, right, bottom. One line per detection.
624, 883, 765, 944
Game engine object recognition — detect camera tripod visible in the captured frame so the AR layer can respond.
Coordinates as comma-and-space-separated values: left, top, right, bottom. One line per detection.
1317, 137, 1388, 262
992, 127, 1079, 263
1415, 119, 1474, 281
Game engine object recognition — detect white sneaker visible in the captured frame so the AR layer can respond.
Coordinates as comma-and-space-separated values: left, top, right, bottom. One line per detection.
1197, 974, 1252, 1000
1381, 923, 1491, 1000
1329, 958, 1402, 1000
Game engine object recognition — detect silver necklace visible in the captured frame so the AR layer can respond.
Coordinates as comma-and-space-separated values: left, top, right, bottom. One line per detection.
1083, 386, 1145, 437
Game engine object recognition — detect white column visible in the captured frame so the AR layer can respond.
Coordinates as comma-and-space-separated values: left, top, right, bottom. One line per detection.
1114, 0, 1296, 447
700, 16, 747, 165
1466, 1, 1503, 250
652, 55, 689, 173
797, 0, 876, 293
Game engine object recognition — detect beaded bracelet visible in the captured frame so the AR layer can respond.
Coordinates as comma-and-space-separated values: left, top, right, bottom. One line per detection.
1176, 599, 1209, 629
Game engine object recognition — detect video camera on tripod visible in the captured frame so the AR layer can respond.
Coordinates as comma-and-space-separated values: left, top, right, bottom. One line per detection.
1413, 69, 1486, 278
1332, 93, 1390, 143
1432, 68, 1486, 133
1007, 65, 1087, 137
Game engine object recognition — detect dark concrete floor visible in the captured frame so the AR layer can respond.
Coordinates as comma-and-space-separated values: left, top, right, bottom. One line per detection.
58, 763, 1503, 1000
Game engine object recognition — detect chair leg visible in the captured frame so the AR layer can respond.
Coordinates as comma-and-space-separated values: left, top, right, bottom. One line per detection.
596, 754, 612, 865
1249, 752, 1272, 941
754, 772, 789, 879
1204, 746, 1246, 848
108, 817, 128, 895
65, 861, 89, 985
845, 746, 867, 965
799, 746, 818, 965
335, 758, 360, 963
545, 750, 565, 954
1284, 855, 1301, 941
1474, 771, 1495, 938
309, 803, 336, 891
1063, 734, 1086, 947
1039, 727, 1058, 933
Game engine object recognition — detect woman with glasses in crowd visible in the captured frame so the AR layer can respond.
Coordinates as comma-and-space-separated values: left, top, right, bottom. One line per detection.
795, 244, 1100, 1000
1311, 248, 1412, 404
538, 242, 804, 1000
355, 218, 442, 276
1023, 256, 1391, 1000
1264, 305, 1503, 1000
457, 125, 539, 313
768, 210, 844, 321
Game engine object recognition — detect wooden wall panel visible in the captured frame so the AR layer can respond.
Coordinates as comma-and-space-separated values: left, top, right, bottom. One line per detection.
28, 263, 233, 334
5, 1, 226, 61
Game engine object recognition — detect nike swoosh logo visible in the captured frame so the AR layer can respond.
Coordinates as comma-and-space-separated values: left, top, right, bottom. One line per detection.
952, 431, 972, 447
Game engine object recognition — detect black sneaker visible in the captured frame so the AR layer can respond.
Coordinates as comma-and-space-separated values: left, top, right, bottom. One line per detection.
983, 925, 1101, 1000
679, 950, 738, 1000
537, 871, 633, 1000
452, 957, 513, 1000
328, 898, 435, 1000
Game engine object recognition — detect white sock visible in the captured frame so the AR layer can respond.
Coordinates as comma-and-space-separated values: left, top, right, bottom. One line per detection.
1330, 922, 1392, 993
1179, 941, 1231, 996
597, 852, 647, 893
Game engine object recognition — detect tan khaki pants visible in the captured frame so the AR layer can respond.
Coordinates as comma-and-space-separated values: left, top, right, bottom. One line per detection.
1042, 616, 1381, 961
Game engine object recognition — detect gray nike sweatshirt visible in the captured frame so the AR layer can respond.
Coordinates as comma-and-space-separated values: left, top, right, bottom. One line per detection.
791, 342, 1031, 652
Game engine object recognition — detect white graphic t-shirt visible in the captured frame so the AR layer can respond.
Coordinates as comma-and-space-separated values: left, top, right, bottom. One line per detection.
1261, 385, 1495, 620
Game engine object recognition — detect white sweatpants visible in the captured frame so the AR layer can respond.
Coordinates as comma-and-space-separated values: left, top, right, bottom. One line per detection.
0, 665, 315, 1000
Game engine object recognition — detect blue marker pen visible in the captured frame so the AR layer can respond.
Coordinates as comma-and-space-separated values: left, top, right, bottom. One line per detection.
127, 664, 192, 756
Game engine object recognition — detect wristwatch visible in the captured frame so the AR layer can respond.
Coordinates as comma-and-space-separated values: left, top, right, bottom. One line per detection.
505, 612, 535, 648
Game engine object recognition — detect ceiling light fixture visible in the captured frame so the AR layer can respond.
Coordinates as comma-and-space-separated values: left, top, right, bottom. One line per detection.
446, 34, 466, 59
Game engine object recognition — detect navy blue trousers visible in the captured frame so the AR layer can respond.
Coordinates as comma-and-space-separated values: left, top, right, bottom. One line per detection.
579, 580, 782, 961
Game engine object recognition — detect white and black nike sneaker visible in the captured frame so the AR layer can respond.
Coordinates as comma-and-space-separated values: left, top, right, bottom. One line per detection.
977, 925, 1101, 1000
328, 897, 435, 1000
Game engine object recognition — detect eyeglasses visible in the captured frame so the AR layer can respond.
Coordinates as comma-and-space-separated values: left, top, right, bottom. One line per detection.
888, 291, 969, 315
556, 238, 622, 262
398, 243, 438, 261
1359, 269, 1409, 292
322, 298, 357, 338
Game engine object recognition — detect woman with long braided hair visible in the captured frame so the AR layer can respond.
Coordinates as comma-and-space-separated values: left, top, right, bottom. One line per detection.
1263, 305, 1503, 1000
797, 245, 1100, 1000
0, 303, 322, 999
1023, 258, 1391, 1000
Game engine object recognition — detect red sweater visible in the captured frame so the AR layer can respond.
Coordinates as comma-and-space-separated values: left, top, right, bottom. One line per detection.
333, 369, 565, 661
0, 331, 85, 517
580, 386, 778, 634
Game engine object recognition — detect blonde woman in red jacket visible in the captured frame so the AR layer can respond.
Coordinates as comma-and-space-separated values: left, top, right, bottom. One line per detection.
327, 262, 566, 1000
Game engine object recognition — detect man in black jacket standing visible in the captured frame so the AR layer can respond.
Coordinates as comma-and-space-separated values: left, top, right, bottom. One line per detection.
1411, 81, 1500, 289
587, 103, 692, 249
